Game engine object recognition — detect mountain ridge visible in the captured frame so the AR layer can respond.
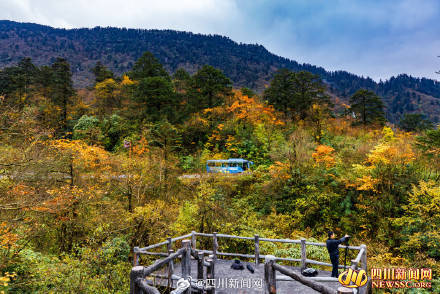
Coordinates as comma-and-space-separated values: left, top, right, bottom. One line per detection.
1, 20, 440, 123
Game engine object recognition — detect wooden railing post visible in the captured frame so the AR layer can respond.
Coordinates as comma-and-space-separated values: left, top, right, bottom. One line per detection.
167, 237, 173, 252
181, 240, 192, 294
197, 251, 204, 280
255, 234, 260, 266
212, 232, 218, 262
360, 244, 367, 271
208, 254, 215, 277
167, 249, 174, 288
206, 258, 215, 294
264, 255, 276, 294
133, 247, 140, 266
181, 240, 192, 278
130, 266, 144, 294
300, 238, 307, 270
350, 259, 358, 270
167, 237, 173, 287
359, 244, 370, 294
191, 231, 197, 250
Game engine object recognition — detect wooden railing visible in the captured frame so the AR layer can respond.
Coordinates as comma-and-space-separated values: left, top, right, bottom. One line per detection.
130, 231, 369, 294
130, 239, 215, 294
265, 244, 369, 294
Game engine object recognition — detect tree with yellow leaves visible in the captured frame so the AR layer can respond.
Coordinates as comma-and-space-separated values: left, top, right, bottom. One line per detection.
94, 78, 122, 116
347, 127, 419, 242
49, 139, 111, 186
394, 180, 440, 272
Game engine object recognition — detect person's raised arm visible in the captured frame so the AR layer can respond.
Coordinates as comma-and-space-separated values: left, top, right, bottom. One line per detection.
338, 234, 350, 244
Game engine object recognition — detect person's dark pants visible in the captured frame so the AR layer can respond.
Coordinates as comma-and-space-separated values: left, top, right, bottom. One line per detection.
330, 255, 339, 278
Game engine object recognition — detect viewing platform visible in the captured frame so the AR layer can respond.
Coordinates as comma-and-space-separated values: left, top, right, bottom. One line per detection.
130, 232, 370, 294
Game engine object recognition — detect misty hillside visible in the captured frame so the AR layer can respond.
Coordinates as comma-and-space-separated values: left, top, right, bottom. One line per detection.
1, 20, 440, 123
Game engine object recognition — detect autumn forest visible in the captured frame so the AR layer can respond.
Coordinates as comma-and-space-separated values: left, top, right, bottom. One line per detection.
0, 51, 440, 293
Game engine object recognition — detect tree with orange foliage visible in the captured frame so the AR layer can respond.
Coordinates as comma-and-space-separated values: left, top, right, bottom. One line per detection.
312, 145, 336, 168
0, 222, 19, 270
228, 90, 284, 126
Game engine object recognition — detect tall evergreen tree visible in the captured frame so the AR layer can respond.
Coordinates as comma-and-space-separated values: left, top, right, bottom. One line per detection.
37, 65, 54, 98
172, 68, 193, 121
132, 76, 176, 122
15, 57, 38, 96
0, 57, 39, 106
128, 52, 177, 123
349, 89, 385, 126
399, 113, 433, 132
172, 68, 191, 93
190, 65, 232, 111
128, 52, 169, 81
262, 69, 293, 116
91, 61, 114, 83
49, 58, 75, 133
264, 69, 331, 120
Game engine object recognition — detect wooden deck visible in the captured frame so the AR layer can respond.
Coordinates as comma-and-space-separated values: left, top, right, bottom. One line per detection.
132, 233, 367, 294
150, 259, 341, 294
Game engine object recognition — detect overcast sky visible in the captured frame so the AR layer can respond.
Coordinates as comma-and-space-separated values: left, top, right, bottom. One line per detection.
2, 0, 439, 81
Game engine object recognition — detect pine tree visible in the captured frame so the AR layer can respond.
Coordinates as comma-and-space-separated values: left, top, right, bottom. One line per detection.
0, 57, 38, 107
91, 61, 114, 83
49, 58, 75, 133
190, 65, 232, 110
264, 69, 331, 120
349, 89, 385, 126
128, 51, 169, 81
399, 113, 433, 132
172, 68, 191, 93
132, 76, 176, 122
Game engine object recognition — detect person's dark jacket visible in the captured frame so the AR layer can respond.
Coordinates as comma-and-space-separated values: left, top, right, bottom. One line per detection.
326, 236, 348, 258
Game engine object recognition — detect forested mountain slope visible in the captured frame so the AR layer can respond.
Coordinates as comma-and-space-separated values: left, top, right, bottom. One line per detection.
1, 20, 440, 123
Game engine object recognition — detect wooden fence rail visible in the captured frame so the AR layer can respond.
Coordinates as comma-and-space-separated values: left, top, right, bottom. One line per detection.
135, 231, 366, 271
130, 241, 194, 294
265, 255, 338, 294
